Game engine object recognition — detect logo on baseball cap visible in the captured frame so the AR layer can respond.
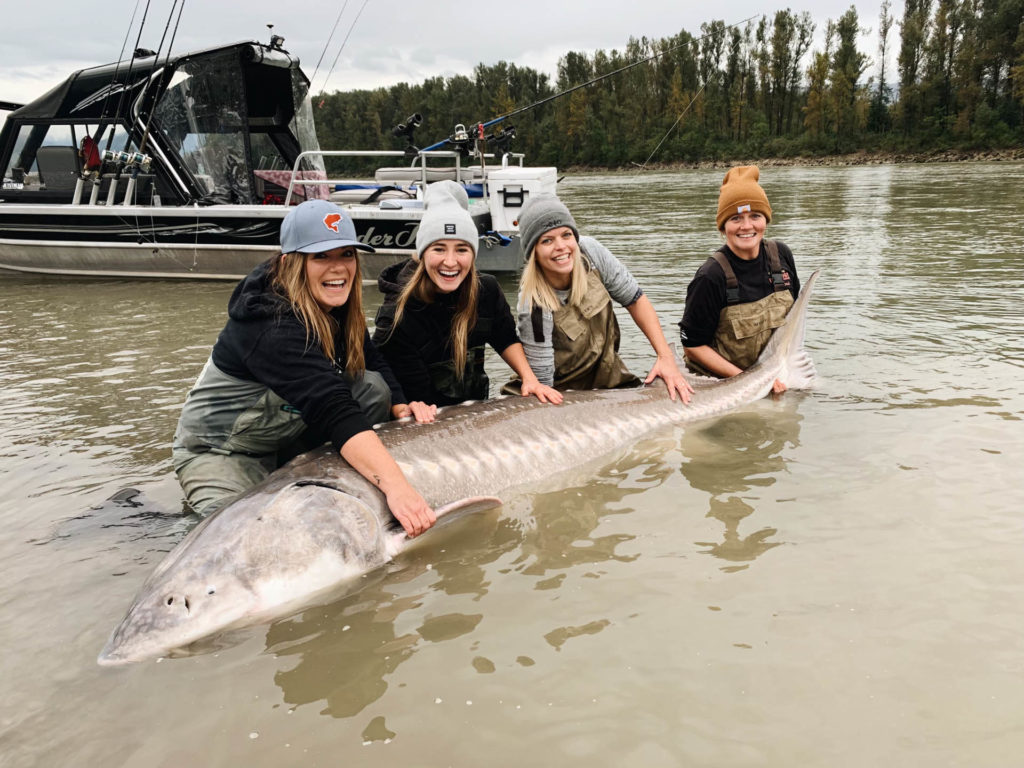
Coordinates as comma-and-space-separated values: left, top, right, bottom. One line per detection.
280, 199, 375, 254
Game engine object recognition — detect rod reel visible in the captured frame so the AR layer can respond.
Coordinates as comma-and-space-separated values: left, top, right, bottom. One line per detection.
101, 149, 152, 173
391, 113, 422, 155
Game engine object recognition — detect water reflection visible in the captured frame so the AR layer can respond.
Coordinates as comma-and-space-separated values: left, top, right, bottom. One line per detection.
512, 441, 676, 581
264, 446, 678, 717
265, 511, 521, 718
679, 401, 804, 569
266, 575, 422, 718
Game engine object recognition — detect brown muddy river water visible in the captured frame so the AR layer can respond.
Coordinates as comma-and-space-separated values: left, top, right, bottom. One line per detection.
2, 163, 1023, 766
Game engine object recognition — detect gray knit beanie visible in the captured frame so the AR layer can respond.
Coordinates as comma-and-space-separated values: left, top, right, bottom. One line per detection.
517, 193, 579, 261
415, 180, 477, 259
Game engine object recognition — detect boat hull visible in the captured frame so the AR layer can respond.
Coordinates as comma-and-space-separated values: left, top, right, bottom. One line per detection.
0, 203, 523, 280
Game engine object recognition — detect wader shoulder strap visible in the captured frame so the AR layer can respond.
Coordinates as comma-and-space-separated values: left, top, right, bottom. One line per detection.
530, 305, 545, 343
710, 250, 741, 305
764, 239, 788, 292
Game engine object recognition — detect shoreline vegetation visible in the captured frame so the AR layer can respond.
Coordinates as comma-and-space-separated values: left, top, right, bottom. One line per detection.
565, 147, 1024, 173
317, 4, 1023, 176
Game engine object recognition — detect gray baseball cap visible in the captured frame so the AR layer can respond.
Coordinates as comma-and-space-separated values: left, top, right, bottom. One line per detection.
280, 199, 375, 254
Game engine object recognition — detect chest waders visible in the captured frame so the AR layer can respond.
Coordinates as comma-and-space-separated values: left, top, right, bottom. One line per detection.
425, 342, 489, 403
376, 300, 492, 403
688, 239, 794, 376
548, 267, 640, 390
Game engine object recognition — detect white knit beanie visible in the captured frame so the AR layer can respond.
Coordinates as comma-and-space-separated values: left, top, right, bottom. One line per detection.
415, 180, 477, 259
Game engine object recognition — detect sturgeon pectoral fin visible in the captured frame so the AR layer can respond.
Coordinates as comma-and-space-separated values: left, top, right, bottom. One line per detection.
387, 496, 504, 556
434, 496, 503, 518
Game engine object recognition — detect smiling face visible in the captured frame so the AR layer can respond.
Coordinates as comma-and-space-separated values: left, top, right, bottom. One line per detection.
304, 247, 358, 310
722, 211, 767, 260
533, 226, 578, 289
422, 239, 475, 294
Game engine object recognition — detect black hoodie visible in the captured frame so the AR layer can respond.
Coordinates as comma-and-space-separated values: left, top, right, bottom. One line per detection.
372, 259, 519, 405
201, 260, 406, 451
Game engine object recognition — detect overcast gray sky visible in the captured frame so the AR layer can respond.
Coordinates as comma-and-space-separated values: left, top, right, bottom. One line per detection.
1, 1, 888, 107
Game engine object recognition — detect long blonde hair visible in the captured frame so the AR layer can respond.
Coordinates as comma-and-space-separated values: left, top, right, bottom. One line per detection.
518, 237, 589, 312
270, 251, 366, 374
389, 259, 479, 378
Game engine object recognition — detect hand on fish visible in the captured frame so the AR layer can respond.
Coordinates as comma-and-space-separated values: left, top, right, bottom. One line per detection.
386, 481, 436, 537
391, 401, 438, 423
519, 379, 564, 405
645, 355, 693, 404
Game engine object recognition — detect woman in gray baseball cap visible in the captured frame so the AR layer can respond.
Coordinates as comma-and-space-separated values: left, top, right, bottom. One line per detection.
513, 193, 692, 402
172, 199, 437, 537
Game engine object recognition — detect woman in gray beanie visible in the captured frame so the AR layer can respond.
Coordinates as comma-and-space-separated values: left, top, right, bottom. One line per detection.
513, 193, 692, 401
373, 181, 561, 407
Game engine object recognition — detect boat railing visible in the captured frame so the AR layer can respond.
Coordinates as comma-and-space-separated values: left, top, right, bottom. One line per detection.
282, 149, 525, 206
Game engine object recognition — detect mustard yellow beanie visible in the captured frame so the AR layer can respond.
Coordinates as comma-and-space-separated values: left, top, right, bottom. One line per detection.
716, 165, 772, 231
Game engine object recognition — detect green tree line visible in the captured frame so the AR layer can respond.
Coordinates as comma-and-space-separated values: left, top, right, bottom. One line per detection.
313, 1, 1024, 169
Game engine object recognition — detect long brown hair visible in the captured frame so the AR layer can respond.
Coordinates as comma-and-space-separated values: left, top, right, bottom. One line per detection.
389, 259, 479, 378
270, 251, 366, 374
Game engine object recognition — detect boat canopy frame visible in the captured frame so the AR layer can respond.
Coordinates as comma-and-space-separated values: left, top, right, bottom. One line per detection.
0, 41, 322, 207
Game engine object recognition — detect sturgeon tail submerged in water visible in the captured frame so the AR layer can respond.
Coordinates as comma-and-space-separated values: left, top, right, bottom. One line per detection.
98, 270, 821, 666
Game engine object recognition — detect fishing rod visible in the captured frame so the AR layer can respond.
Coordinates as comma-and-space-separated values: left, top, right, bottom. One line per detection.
316, 0, 370, 97
419, 14, 760, 153
310, 0, 351, 87
136, 0, 187, 157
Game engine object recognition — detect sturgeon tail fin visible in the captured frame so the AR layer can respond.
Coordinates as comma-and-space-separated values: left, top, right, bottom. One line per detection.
756, 269, 820, 391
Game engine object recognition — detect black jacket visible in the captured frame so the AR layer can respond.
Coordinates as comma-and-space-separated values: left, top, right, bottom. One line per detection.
209, 260, 405, 450
372, 260, 520, 405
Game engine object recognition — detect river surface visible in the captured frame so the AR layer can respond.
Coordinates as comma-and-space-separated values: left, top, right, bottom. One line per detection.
2, 163, 1023, 767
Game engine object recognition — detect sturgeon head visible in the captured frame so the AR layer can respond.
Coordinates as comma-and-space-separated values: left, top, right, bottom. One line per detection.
97, 480, 400, 666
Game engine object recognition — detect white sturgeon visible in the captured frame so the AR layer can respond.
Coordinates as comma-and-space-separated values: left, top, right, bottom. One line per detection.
98, 271, 820, 665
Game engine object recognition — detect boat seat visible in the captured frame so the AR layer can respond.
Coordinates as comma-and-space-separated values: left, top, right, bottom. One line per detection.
328, 186, 415, 205
36, 146, 82, 194
374, 166, 482, 184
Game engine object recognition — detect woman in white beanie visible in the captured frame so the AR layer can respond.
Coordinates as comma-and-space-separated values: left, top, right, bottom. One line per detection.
172, 199, 437, 538
514, 193, 692, 401
373, 181, 561, 407
679, 165, 800, 394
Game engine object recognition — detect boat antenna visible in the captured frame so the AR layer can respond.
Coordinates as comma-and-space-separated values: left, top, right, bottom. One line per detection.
310, 0, 351, 88
420, 14, 759, 153
315, 0, 370, 96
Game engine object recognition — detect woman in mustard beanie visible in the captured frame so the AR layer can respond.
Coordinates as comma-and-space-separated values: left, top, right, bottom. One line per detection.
678, 165, 801, 393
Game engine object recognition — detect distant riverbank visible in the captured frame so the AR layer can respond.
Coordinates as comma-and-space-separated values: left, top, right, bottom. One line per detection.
567, 147, 1024, 173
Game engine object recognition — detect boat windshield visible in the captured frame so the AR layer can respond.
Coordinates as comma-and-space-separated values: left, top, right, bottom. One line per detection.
152, 49, 325, 204
290, 69, 323, 172
152, 51, 252, 203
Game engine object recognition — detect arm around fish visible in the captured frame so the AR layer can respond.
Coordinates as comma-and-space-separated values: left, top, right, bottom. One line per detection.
624, 295, 693, 403
340, 430, 436, 537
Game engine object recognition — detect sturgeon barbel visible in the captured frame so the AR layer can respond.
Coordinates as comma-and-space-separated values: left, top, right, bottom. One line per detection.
98, 271, 820, 665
